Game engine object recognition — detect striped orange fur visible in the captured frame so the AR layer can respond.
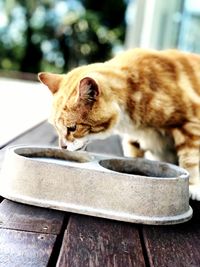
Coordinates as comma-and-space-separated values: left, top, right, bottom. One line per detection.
38, 48, 200, 200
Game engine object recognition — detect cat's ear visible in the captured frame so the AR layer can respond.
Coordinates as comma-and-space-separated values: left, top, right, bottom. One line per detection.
79, 77, 99, 103
38, 72, 63, 94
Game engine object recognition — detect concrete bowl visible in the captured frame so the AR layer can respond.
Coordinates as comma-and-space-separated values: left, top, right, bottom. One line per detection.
0, 145, 192, 225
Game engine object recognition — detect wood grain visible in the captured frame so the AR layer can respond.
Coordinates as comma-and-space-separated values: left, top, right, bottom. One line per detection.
86, 135, 123, 156
0, 199, 66, 234
0, 121, 58, 169
0, 228, 57, 267
143, 224, 200, 267
143, 201, 200, 267
57, 214, 145, 267
0, 121, 57, 149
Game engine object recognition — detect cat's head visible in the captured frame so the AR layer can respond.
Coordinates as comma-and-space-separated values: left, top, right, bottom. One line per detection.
38, 67, 119, 150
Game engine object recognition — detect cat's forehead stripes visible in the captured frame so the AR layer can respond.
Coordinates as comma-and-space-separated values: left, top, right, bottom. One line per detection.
60, 77, 77, 98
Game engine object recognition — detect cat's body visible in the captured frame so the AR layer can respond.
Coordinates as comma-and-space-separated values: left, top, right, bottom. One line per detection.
39, 48, 200, 200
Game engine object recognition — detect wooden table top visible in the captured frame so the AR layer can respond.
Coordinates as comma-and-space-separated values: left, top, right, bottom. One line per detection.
0, 121, 200, 267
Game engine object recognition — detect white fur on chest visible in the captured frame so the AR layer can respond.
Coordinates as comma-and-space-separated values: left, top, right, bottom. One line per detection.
115, 112, 175, 163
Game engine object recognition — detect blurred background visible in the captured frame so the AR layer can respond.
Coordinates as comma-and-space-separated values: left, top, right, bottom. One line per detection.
0, 0, 126, 78
0, 0, 200, 147
0, 0, 200, 78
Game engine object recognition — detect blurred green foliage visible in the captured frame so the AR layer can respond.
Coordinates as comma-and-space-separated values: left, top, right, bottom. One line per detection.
0, 0, 126, 74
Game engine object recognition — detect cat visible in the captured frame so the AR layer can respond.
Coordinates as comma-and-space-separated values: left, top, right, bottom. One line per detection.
38, 48, 200, 201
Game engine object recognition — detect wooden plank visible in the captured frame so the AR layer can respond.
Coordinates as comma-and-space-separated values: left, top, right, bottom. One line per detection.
0, 121, 57, 168
86, 135, 123, 156
0, 199, 66, 234
143, 224, 200, 267
0, 228, 57, 267
0, 121, 58, 149
143, 201, 200, 267
57, 214, 145, 267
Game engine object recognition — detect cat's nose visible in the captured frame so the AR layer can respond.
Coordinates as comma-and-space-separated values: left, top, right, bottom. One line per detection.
59, 138, 67, 150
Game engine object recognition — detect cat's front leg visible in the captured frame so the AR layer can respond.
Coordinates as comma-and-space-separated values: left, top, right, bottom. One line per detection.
122, 136, 144, 158
172, 125, 200, 200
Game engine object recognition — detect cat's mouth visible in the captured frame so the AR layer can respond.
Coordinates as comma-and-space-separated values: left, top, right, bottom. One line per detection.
59, 139, 89, 151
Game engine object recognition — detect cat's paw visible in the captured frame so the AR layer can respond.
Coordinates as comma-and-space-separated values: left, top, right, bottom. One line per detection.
189, 184, 200, 201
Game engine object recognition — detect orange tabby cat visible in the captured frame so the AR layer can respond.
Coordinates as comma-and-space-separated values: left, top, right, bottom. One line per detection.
38, 48, 200, 200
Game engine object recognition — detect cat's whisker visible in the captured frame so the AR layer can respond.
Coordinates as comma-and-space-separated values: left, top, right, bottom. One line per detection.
75, 141, 90, 151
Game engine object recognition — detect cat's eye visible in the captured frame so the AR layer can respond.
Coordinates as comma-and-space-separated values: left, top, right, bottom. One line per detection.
67, 125, 77, 132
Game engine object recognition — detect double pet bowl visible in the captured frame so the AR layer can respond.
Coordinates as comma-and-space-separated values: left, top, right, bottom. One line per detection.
0, 146, 193, 225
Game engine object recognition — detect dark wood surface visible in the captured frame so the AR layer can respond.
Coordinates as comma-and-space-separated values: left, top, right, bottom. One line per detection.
0, 228, 57, 267
0, 199, 65, 234
143, 224, 200, 267
0, 121, 200, 267
57, 215, 145, 267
